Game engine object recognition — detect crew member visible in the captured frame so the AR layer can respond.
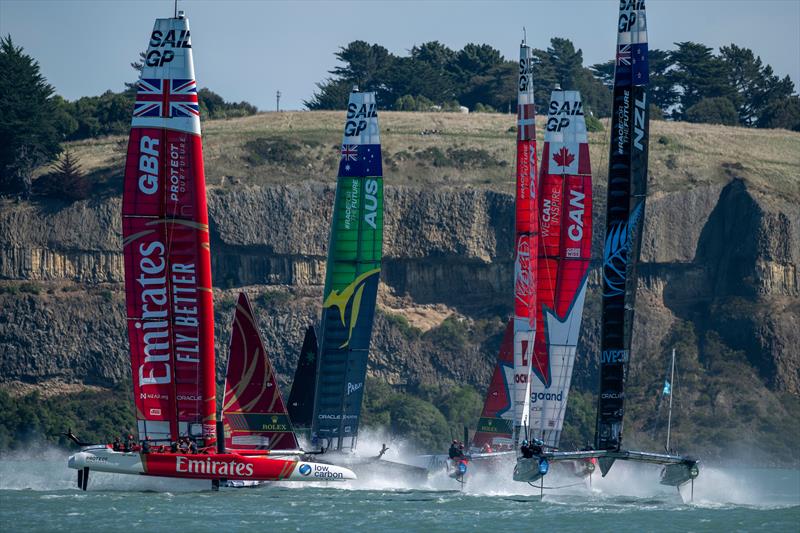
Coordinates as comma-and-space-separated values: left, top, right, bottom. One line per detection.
520, 439, 534, 459
124, 434, 134, 452
142, 438, 151, 454
482, 443, 493, 454
530, 438, 543, 456
189, 439, 198, 454
112, 437, 121, 452
170, 441, 179, 453
448, 440, 460, 459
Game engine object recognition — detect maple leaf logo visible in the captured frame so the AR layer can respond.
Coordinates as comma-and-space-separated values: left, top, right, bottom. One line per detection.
553, 146, 575, 167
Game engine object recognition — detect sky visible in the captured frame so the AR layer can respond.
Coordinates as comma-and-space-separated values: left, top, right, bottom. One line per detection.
1, 0, 799, 110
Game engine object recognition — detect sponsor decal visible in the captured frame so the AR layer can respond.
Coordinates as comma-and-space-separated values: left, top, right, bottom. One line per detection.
546, 99, 583, 132
322, 268, 380, 348
601, 392, 625, 399
616, 90, 630, 154
364, 178, 379, 229
633, 93, 647, 151
567, 189, 585, 242
86, 456, 109, 463
149, 29, 192, 49
298, 463, 312, 476
518, 53, 533, 92
344, 102, 378, 137
601, 349, 629, 363
175, 456, 254, 477
618, 0, 645, 33
514, 238, 534, 305
137, 136, 160, 194
346, 382, 363, 396
311, 464, 344, 480
530, 390, 564, 403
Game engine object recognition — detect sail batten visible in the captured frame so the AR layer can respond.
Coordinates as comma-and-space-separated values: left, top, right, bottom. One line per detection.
122, 15, 216, 446
595, 0, 650, 451
311, 91, 383, 451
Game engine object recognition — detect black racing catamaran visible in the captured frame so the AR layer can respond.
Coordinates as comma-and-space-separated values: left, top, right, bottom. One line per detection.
513, 0, 699, 498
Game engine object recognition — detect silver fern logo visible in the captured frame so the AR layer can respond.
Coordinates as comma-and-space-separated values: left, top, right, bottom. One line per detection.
602, 202, 643, 297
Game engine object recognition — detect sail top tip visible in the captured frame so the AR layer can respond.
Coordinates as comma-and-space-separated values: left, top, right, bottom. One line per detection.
176, 10, 185, 19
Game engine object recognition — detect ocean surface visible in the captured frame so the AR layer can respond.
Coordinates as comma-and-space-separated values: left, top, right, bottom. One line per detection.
1, 448, 798, 533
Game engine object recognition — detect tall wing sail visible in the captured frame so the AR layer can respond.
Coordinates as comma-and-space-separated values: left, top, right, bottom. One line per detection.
471, 321, 515, 450
595, 0, 649, 451
287, 326, 319, 428
311, 90, 383, 451
530, 90, 593, 448
222, 293, 299, 451
512, 43, 540, 439
122, 14, 216, 445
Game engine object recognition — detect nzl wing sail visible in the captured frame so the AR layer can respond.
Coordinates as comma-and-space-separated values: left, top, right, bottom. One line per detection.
287, 325, 319, 429
311, 90, 383, 451
512, 42, 540, 440
471, 321, 514, 450
122, 13, 216, 446
595, 0, 649, 452
222, 293, 299, 451
530, 90, 592, 448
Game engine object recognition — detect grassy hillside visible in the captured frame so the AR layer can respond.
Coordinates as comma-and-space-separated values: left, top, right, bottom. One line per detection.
62, 111, 800, 200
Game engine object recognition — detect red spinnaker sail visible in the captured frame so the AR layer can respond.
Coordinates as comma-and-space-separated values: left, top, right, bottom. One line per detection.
530, 90, 593, 447
122, 15, 216, 445
512, 43, 540, 432
471, 321, 514, 450
222, 293, 299, 451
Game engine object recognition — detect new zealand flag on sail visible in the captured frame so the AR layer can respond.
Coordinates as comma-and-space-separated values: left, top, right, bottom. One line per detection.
615, 43, 648, 87
338, 144, 382, 177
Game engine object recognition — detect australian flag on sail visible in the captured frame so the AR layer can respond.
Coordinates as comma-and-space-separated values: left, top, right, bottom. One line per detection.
338, 144, 382, 177
134, 78, 200, 118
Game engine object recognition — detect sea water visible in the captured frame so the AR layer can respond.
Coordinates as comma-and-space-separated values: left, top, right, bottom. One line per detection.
1, 446, 798, 532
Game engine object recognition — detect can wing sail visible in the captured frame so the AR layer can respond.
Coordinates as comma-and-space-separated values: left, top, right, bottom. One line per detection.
530, 90, 592, 448
512, 43, 540, 438
311, 90, 383, 451
287, 326, 319, 429
471, 321, 515, 450
222, 293, 299, 451
122, 15, 216, 446
595, 0, 649, 451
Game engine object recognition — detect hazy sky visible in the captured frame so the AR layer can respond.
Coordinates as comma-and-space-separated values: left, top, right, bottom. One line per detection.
2, 0, 799, 110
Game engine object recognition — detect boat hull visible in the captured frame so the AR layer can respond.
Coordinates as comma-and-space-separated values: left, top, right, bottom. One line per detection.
513, 457, 549, 483
67, 446, 356, 482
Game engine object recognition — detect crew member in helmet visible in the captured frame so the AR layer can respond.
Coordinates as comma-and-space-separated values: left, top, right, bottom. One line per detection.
520, 439, 534, 459
448, 440, 460, 459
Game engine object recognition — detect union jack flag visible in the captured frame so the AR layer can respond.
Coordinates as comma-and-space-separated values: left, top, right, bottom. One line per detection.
341, 144, 359, 161
617, 44, 631, 66
134, 78, 199, 118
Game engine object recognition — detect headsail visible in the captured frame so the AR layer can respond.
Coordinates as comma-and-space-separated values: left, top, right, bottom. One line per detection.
311, 90, 383, 451
529, 90, 593, 448
512, 42, 540, 441
287, 325, 319, 429
595, 0, 649, 451
471, 321, 514, 450
122, 14, 216, 445
222, 293, 299, 451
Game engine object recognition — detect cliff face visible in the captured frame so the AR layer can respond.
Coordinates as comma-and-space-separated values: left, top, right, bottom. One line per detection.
1, 177, 797, 398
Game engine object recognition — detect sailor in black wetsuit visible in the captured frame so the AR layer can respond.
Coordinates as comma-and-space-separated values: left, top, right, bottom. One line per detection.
448, 440, 460, 459
520, 440, 535, 459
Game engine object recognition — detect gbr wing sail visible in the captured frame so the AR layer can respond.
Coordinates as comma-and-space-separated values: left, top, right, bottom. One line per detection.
287, 326, 319, 429
530, 90, 592, 448
512, 42, 540, 440
122, 14, 216, 446
222, 293, 299, 451
311, 90, 383, 451
596, 0, 649, 451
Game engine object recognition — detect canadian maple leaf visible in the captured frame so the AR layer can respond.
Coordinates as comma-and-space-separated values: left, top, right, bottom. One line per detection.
553, 146, 575, 167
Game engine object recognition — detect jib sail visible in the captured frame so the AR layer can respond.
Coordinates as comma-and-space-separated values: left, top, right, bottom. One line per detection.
471, 321, 515, 450
595, 0, 649, 451
512, 42, 540, 441
222, 293, 299, 451
311, 89, 383, 451
530, 90, 593, 448
287, 326, 318, 429
122, 13, 216, 446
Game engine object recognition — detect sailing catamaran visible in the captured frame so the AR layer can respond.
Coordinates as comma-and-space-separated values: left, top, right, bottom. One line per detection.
512, 0, 699, 495
66, 11, 355, 489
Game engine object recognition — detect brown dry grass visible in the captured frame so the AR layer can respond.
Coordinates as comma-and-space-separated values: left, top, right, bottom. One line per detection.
64, 111, 800, 201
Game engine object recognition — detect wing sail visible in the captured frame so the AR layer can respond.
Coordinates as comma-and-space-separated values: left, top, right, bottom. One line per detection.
222, 293, 299, 451
471, 321, 514, 450
122, 14, 216, 445
311, 90, 383, 451
595, 0, 650, 451
287, 326, 319, 429
512, 43, 540, 438
530, 90, 593, 448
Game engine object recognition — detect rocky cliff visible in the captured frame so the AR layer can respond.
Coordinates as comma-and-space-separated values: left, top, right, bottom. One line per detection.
1, 112, 798, 459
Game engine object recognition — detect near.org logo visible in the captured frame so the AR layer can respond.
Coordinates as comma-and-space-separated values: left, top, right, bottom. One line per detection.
299, 463, 312, 476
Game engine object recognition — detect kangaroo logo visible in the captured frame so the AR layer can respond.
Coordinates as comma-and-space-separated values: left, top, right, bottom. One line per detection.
323, 268, 380, 348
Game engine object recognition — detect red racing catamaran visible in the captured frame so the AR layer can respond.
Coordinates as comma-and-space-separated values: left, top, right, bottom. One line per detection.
67, 11, 355, 489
